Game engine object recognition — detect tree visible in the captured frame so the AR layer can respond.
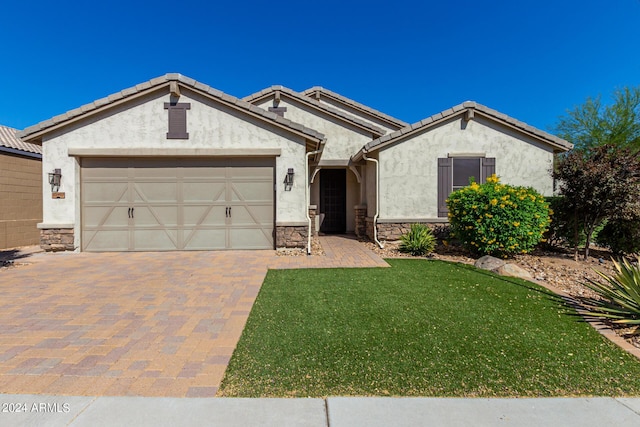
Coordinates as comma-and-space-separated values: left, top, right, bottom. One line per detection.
552, 145, 640, 260
555, 86, 640, 153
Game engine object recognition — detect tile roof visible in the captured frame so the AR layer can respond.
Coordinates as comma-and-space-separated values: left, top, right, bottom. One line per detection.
19, 74, 326, 145
354, 101, 572, 160
0, 125, 42, 155
243, 85, 387, 137
301, 86, 409, 129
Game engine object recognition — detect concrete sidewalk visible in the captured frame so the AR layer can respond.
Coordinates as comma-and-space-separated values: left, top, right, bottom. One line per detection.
2, 395, 640, 427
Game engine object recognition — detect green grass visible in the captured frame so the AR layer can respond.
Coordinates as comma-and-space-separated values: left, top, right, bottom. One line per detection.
219, 259, 640, 397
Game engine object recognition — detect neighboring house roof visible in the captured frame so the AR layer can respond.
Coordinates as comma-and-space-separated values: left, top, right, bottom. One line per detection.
243, 85, 387, 137
18, 74, 326, 151
353, 101, 573, 161
0, 124, 42, 158
301, 86, 409, 130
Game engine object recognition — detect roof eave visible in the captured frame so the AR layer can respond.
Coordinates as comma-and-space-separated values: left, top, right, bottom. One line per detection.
244, 87, 387, 137
0, 145, 42, 159
19, 76, 325, 146
362, 105, 572, 154
302, 86, 409, 129
19, 78, 173, 142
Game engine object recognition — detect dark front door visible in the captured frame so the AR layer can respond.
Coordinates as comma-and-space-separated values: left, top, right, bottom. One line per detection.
320, 169, 346, 233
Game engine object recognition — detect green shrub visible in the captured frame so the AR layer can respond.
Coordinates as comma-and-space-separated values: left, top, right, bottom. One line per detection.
544, 196, 606, 251
399, 224, 436, 256
446, 175, 551, 257
543, 196, 582, 248
582, 255, 640, 334
597, 219, 640, 255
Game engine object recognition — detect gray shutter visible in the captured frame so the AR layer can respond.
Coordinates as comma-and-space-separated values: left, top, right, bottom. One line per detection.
482, 157, 496, 183
164, 103, 191, 139
437, 157, 452, 217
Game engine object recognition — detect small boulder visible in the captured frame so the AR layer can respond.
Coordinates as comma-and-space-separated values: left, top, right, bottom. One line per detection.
474, 255, 506, 271
494, 263, 533, 280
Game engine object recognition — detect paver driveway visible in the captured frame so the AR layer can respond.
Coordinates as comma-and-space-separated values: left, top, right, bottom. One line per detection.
0, 236, 387, 397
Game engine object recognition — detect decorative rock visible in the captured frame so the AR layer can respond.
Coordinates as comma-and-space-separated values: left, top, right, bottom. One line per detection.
494, 263, 533, 280
275, 225, 307, 248
474, 255, 506, 271
40, 228, 75, 252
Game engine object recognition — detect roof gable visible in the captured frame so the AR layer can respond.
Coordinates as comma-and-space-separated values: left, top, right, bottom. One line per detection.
301, 86, 409, 130
353, 101, 572, 160
0, 125, 42, 156
19, 74, 325, 149
243, 86, 387, 137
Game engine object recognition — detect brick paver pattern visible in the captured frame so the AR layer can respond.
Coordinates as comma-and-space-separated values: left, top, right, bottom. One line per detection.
0, 236, 387, 397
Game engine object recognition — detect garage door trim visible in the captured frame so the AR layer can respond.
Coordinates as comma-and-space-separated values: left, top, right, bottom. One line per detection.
80, 157, 275, 252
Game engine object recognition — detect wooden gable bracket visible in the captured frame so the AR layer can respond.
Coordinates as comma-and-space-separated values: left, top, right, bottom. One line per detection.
269, 91, 287, 117
465, 108, 475, 122
348, 164, 362, 183
310, 166, 321, 184
170, 81, 181, 98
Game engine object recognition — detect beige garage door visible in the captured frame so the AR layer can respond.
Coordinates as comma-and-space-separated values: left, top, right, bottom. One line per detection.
81, 158, 274, 251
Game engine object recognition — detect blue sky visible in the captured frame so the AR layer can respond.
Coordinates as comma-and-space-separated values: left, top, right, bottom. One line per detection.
2, 0, 639, 134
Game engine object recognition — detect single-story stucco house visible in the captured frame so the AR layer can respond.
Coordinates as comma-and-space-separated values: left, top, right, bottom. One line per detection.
0, 125, 43, 249
18, 74, 572, 252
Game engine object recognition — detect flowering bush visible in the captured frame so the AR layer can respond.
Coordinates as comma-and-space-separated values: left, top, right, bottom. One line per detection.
446, 174, 551, 257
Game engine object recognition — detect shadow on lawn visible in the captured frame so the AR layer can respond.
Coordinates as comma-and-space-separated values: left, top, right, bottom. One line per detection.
449, 261, 578, 313
454, 262, 609, 331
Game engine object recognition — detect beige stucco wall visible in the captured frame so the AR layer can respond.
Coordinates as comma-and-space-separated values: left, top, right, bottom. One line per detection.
377, 116, 555, 219
345, 169, 358, 232
0, 152, 42, 248
364, 157, 378, 218
254, 98, 373, 162
253, 95, 379, 233
40, 88, 309, 249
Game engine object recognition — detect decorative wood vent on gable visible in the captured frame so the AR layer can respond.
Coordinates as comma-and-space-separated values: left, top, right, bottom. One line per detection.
164, 103, 191, 139
268, 107, 287, 117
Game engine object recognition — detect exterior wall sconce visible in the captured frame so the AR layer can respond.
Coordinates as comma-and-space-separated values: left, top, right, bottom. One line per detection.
284, 168, 294, 191
48, 168, 62, 192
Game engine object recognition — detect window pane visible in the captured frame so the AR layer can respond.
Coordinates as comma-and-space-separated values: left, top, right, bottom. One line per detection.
453, 158, 481, 187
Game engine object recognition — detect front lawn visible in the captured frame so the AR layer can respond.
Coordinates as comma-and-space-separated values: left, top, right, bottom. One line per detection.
219, 259, 640, 397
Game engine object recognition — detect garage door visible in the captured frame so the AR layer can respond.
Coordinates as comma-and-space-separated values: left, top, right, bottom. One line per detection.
81, 158, 274, 251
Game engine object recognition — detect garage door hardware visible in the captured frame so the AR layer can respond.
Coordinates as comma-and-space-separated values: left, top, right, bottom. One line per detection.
127, 207, 135, 218
225, 207, 232, 217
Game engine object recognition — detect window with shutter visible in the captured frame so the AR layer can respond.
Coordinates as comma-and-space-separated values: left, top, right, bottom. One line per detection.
437, 157, 496, 217
437, 158, 452, 217
452, 158, 481, 191
164, 103, 191, 139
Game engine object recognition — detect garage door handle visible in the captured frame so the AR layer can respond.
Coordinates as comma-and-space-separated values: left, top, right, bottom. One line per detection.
131, 207, 134, 218
228, 207, 231, 217
128, 208, 131, 218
